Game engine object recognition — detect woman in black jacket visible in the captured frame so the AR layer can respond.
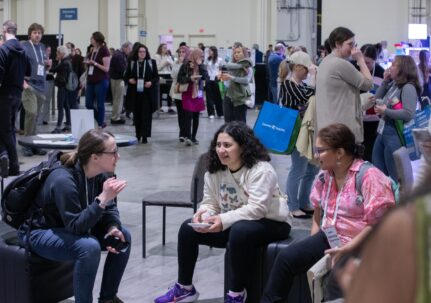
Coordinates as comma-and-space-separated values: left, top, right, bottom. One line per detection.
50, 45, 75, 133
124, 43, 159, 143
18, 129, 131, 303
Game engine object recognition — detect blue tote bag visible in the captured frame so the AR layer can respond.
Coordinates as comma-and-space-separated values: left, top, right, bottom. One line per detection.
253, 101, 300, 153
395, 105, 431, 160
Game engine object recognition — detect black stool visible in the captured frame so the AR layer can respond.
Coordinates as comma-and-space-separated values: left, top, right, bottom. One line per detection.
224, 229, 312, 303
0, 231, 74, 303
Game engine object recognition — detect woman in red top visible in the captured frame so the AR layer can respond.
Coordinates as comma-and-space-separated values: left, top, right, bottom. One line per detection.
84, 31, 111, 128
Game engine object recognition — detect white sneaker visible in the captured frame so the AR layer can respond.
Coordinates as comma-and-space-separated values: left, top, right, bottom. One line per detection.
209, 115, 215, 119
185, 138, 193, 146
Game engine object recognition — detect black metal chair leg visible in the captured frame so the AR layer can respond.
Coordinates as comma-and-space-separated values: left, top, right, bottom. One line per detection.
162, 206, 166, 245
142, 202, 146, 258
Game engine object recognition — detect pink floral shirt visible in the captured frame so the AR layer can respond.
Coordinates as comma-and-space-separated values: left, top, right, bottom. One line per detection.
310, 159, 395, 245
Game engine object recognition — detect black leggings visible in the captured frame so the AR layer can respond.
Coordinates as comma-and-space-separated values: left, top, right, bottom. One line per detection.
223, 96, 247, 123
177, 218, 291, 292
183, 110, 199, 140
261, 230, 329, 303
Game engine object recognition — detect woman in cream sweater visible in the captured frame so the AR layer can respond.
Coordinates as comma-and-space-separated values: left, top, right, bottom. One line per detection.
155, 121, 291, 303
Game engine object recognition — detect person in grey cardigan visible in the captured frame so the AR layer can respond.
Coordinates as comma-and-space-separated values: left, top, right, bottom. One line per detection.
372, 55, 420, 180
316, 27, 373, 143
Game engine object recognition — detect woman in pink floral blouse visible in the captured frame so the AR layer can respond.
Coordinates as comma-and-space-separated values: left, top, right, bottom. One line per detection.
261, 123, 395, 303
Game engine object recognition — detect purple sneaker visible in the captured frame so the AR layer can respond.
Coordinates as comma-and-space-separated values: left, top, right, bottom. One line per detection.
154, 283, 199, 303
225, 290, 247, 303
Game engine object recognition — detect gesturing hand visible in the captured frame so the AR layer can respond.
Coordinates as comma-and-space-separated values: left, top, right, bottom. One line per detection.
98, 177, 127, 203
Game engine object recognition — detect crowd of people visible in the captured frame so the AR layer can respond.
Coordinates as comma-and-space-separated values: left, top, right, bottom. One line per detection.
1, 18, 431, 303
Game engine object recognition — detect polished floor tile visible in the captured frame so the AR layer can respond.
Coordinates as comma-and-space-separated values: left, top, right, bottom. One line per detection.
4, 103, 313, 302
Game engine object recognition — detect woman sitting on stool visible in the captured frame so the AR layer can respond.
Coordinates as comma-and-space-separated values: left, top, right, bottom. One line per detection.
261, 123, 395, 303
18, 129, 131, 303
155, 121, 291, 303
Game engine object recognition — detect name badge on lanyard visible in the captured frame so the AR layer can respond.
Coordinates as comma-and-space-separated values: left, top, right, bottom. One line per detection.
137, 79, 144, 92
30, 41, 45, 77
37, 64, 45, 76
321, 176, 343, 248
136, 61, 146, 93
322, 226, 341, 248
88, 65, 95, 75
88, 50, 98, 76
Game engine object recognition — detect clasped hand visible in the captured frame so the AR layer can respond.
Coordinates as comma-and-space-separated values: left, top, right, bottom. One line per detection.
105, 227, 126, 254
192, 209, 223, 233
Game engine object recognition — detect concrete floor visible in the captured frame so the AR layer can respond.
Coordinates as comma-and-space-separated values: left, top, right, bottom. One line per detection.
5, 103, 314, 303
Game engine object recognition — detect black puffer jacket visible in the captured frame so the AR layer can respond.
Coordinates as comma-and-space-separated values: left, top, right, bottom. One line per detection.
51, 56, 72, 87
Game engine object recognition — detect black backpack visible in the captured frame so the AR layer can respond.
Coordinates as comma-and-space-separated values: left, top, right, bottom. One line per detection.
1, 151, 63, 229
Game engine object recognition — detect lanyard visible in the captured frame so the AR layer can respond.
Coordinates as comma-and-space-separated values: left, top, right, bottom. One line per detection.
383, 82, 399, 101
137, 60, 146, 79
90, 49, 99, 62
321, 176, 346, 227
85, 179, 89, 206
29, 40, 44, 64
85, 178, 95, 206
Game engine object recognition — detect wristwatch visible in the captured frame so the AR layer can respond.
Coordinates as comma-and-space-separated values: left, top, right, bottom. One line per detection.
95, 196, 107, 209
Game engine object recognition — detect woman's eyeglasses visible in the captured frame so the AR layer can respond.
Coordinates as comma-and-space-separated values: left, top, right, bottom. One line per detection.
100, 148, 119, 157
315, 147, 333, 155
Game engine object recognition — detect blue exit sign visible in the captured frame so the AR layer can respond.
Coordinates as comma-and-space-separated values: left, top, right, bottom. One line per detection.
60, 8, 78, 20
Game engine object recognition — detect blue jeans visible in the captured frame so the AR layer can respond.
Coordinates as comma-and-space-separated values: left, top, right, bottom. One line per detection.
19, 226, 131, 303
372, 122, 402, 180
286, 148, 319, 211
85, 79, 109, 127
270, 85, 278, 103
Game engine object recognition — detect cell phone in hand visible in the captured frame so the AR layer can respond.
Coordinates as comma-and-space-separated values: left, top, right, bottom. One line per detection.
104, 235, 130, 252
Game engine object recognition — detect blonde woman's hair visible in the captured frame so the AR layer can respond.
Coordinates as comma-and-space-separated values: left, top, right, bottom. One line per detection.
278, 60, 290, 82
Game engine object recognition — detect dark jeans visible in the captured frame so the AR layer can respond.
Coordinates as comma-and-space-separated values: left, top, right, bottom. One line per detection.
85, 79, 109, 127
175, 99, 187, 138
19, 226, 131, 303
261, 230, 329, 303
206, 80, 223, 117
184, 110, 199, 140
223, 96, 247, 123
178, 218, 291, 292
0, 95, 20, 172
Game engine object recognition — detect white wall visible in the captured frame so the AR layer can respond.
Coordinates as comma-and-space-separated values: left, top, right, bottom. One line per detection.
4, 0, 415, 57
142, 0, 275, 54
276, 0, 317, 56
13, 0, 121, 52
322, 0, 409, 51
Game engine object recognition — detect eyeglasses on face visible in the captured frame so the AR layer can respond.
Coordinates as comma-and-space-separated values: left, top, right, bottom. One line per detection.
100, 148, 119, 157
314, 147, 333, 155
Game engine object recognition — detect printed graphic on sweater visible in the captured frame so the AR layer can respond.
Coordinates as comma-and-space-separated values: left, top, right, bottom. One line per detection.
219, 183, 245, 212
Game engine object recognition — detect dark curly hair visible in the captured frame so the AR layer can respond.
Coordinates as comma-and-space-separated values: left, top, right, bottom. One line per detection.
317, 123, 365, 159
207, 121, 270, 173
